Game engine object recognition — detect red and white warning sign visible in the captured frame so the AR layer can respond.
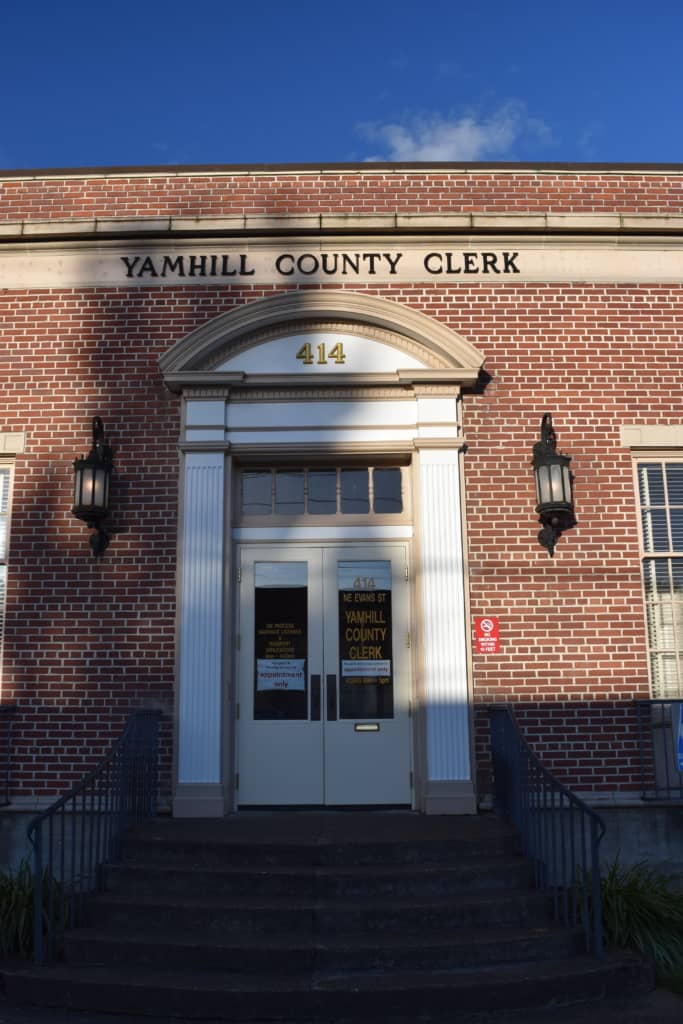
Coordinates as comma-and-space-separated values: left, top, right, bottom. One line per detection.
474, 617, 500, 654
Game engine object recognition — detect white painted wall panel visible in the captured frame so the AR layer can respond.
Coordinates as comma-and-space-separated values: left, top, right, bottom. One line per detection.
419, 450, 471, 781
226, 428, 416, 445
178, 454, 224, 783
415, 395, 459, 424
226, 400, 417, 429
233, 525, 413, 541
186, 401, 226, 425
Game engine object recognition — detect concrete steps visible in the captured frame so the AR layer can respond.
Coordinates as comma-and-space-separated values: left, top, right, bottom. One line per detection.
2, 954, 651, 1020
62, 922, 584, 972
0, 812, 654, 1020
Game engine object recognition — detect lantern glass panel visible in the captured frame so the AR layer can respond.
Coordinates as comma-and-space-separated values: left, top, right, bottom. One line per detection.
92, 468, 107, 509
550, 464, 564, 503
81, 468, 96, 507
536, 466, 552, 506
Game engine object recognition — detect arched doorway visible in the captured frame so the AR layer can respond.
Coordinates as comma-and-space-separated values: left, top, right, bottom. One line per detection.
161, 291, 485, 816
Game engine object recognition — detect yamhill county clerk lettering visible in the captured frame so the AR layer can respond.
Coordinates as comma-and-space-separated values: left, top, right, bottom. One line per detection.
120, 250, 521, 279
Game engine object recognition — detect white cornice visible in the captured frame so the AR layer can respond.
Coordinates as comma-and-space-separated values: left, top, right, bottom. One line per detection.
3, 163, 683, 184
3, 211, 683, 241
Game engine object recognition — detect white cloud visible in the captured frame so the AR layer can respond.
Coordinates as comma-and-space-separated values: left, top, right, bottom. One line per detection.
359, 103, 549, 162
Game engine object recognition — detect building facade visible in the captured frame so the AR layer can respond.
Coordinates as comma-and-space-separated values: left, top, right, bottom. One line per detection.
1, 163, 682, 818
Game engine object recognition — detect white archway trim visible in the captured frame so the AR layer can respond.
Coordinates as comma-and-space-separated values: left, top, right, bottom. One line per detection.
159, 291, 485, 388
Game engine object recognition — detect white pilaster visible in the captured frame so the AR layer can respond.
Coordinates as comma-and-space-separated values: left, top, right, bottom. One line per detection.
176, 453, 224, 804
418, 449, 473, 811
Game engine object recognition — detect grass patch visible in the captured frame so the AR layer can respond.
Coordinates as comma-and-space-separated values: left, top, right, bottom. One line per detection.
658, 964, 683, 994
594, 858, 683, 979
0, 858, 67, 958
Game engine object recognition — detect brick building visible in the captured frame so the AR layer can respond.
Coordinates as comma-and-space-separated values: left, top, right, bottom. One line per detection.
1, 162, 682, 819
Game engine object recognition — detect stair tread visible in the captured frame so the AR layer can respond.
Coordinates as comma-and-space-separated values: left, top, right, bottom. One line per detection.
114, 857, 529, 876
125, 814, 518, 845
90, 888, 542, 910
65, 922, 575, 950
3, 952, 644, 993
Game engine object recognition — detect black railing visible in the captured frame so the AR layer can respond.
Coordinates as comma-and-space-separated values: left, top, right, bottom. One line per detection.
0, 703, 17, 806
27, 708, 161, 965
636, 699, 683, 800
489, 704, 605, 958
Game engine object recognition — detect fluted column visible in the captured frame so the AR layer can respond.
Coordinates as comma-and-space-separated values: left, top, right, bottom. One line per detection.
418, 448, 474, 813
174, 452, 225, 815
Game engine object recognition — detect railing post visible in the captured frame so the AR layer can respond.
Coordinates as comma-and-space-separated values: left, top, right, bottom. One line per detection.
590, 817, 605, 959
32, 823, 44, 966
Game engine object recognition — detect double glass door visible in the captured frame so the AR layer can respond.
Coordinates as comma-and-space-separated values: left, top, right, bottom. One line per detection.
236, 545, 412, 805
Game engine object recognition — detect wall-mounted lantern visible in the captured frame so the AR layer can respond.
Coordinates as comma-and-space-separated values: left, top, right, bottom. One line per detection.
532, 413, 575, 557
72, 417, 113, 557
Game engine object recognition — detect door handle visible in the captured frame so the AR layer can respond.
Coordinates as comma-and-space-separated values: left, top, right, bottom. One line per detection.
326, 674, 337, 721
311, 674, 321, 721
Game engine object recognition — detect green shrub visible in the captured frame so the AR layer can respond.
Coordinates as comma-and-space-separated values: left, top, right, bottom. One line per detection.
593, 858, 683, 977
0, 858, 67, 958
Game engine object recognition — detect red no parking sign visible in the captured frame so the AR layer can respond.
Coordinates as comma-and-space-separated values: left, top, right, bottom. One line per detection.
475, 616, 500, 654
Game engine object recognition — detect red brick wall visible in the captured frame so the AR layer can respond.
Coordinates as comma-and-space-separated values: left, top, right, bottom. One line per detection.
2, 167, 683, 219
2, 166, 678, 802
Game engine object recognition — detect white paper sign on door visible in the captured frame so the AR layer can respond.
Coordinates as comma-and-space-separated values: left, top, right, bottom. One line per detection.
256, 659, 305, 691
342, 659, 391, 678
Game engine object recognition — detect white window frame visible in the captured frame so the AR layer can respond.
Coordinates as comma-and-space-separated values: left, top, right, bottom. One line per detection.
634, 456, 683, 699
234, 462, 412, 527
0, 460, 15, 694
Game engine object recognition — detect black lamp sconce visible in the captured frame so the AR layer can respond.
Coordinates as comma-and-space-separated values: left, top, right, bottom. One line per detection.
532, 413, 575, 557
72, 417, 114, 557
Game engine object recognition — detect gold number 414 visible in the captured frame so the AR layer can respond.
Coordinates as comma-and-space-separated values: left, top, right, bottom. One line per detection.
296, 342, 346, 365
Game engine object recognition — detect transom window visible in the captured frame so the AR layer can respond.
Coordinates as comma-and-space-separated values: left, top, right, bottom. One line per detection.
239, 466, 405, 518
637, 460, 683, 698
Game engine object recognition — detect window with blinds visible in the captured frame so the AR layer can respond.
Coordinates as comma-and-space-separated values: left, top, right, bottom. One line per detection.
638, 461, 683, 698
0, 467, 11, 682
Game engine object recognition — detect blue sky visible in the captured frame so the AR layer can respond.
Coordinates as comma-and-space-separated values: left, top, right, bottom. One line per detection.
2, 0, 683, 170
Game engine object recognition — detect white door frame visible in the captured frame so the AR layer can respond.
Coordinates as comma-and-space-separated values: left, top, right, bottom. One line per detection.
168, 292, 483, 818
235, 543, 413, 807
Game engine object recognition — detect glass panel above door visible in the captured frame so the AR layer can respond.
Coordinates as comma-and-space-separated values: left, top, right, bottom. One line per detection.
275, 471, 305, 515
308, 469, 337, 515
238, 465, 408, 519
242, 472, 272, 515
373, 468, 402, 513
341, 470, 370, 514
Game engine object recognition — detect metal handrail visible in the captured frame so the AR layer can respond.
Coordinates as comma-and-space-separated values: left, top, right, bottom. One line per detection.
635, 699, 683, 800
27, 708, 161, 964
488, 704, 605, 957
0, 703, 17, 806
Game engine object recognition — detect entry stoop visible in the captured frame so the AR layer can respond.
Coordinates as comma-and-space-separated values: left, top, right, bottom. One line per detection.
1, 812, 653, 1021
